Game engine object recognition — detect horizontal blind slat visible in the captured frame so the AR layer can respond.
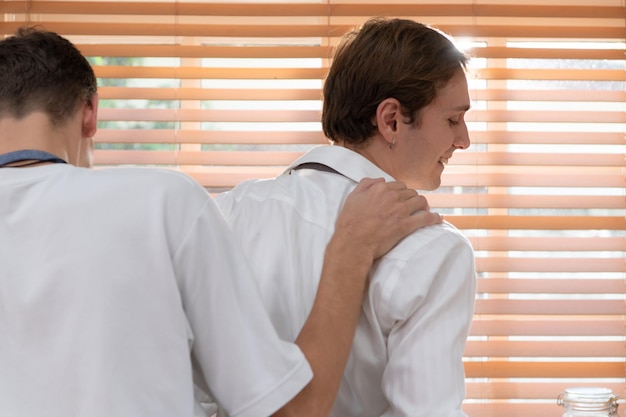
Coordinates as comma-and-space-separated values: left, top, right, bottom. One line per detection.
474, 299, 626, 314
5, 21, 624, 40
429, 194, 625, 209
462, 402, 606, 417
465, 381, 626, 400
476, 278, 626, 294
448, 215, 626, 230
3, 2, 623, 19
470, 318, 625, 336
464, 340, 625, 357
468, 236, 626, 251
441, 172, 625, 187
464, 361, 624, 378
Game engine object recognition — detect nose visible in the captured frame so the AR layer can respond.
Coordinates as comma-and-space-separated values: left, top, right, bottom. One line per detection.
454, 123, 470, 150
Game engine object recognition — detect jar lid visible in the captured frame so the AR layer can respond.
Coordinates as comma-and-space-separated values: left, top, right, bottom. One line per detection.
563, 387, 615, 403
558, 387, 619, 414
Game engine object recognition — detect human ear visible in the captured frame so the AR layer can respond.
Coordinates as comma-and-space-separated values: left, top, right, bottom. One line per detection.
82, 93, 99, 139
375, 98, 401, 147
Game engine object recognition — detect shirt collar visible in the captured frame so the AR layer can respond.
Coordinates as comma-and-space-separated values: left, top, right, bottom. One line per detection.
284, 145, 395, 183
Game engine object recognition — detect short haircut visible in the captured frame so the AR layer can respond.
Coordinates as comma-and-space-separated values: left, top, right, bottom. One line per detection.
0, 26, 97, 126
322, 17, 469, 145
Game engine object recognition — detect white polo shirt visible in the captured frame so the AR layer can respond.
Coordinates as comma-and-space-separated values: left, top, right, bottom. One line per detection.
216, 145, 476, 417
0, 164, 311, 417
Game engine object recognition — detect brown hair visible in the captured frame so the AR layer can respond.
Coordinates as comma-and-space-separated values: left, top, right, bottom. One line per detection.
322, 17, 469, 145
0, 26, 97, 126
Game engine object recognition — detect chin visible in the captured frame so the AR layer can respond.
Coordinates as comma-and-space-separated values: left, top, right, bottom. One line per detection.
399, 172, 441, 191
404, 180, 439, 191
421, 177, 441, 191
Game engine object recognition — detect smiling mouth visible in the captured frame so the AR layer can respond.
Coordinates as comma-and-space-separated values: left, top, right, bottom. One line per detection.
439, 157, 449, 166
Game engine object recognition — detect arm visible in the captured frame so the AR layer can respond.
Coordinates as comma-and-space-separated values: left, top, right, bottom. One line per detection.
273, 178, 442, 417
380, 230, 476, 417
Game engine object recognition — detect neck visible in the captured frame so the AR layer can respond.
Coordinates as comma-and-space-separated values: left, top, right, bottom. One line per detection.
0, 112, 73, 164
337, 136, 397, 178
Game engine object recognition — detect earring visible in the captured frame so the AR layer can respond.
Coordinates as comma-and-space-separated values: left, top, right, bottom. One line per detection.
389, 137, 396, 150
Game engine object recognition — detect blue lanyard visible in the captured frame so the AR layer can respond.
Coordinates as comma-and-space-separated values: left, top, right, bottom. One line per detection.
0, 150, 67, 168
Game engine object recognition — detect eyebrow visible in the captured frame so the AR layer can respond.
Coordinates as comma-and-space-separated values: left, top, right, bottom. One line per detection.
453, 104, 471, 112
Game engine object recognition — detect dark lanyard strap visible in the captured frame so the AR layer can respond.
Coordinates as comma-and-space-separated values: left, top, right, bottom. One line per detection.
0, 150, 67, 168
291, 162, 344, 176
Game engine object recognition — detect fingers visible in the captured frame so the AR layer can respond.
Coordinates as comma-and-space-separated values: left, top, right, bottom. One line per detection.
403, 210, 443, 235
353, 177, 386, 190
336, 178, 443, 260
401, 191, 443, 231
401, 191, 428, 212
352, 178, 441, 221
355, 178, 411, 194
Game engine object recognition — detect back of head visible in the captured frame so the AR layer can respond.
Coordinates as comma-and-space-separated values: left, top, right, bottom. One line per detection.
0, 27, 97, 126
322, 17, 469, 145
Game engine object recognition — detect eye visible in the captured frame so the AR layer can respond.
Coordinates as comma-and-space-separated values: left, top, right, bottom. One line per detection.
448, 112, 466, 126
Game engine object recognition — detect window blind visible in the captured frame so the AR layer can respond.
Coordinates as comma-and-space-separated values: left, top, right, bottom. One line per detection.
2, 1, 625, 416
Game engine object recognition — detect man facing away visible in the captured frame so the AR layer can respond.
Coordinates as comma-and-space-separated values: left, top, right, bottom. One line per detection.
216, 17, 477, 417
0, 27, 442, 417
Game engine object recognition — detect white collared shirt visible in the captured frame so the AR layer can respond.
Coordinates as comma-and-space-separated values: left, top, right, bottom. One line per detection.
0, 164, 311, 417
216, 145, 477, 417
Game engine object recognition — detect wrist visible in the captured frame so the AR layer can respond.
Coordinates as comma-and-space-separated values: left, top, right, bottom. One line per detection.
325, 231, 376, 277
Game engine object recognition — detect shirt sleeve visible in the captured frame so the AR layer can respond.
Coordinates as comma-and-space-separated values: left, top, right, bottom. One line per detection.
379, 226, 477, 417
172, 193, 312, 417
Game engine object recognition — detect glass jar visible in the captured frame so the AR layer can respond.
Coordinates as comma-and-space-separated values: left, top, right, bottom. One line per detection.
557, 387, 619, 417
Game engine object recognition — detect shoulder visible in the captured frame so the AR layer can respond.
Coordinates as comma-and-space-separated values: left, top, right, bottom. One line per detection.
371, 220, 475, 294
92, 166, 204, 192
214, 178, 275, 222
216, 174, 353, 236
82, 167, 207, 202
215, 174, 321, 216
216, 178, 273, 204
385, 220, 473, 262
79, 167, 214, 222
370, 220, 476, 325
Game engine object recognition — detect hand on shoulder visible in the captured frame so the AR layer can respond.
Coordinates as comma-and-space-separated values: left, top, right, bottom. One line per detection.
332, 177, 443, 262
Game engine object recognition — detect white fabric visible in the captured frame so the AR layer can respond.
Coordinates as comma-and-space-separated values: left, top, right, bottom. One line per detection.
0, 164, 312, 417
216, 145, 477, 417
